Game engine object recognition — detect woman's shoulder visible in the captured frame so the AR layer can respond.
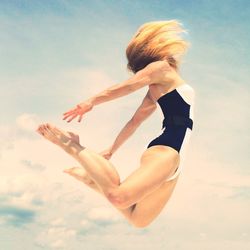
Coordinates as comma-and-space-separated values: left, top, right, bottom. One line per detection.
143, 60, 175, 84
146, 60, 171, 71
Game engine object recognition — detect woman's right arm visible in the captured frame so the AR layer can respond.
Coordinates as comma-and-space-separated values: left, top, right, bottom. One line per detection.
86, 61, 170, 106
63, 61, 169, 123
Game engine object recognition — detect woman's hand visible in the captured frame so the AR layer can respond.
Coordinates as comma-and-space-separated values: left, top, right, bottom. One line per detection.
99, 148, 113, 160
63, 101, 93, 123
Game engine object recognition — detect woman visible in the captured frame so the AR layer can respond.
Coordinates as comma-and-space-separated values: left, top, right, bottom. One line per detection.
36, 20, 195, 228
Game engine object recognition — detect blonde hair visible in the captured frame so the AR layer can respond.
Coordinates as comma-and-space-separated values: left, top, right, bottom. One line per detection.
126, 19, 190, 74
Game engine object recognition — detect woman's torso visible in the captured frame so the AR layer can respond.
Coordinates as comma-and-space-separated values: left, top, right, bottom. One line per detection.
148, 66, 195, 124
146, 65, 195, 178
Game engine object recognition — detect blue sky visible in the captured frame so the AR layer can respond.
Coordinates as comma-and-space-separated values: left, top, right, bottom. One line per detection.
0, 1, 249, 249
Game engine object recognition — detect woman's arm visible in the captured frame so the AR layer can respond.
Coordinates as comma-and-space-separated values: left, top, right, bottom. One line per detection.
85, 61, 168, 107
63, 60, 169, 123
109, 90, 157, 154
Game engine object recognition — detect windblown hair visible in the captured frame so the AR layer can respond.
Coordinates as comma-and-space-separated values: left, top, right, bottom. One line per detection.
126, 19, 190, 74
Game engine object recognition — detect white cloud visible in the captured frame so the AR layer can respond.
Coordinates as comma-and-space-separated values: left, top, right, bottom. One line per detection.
0, 2, 249, 249
80, 219, 92, 229
36, 226, 76, 249
50, 239, 65, 249
86, 206, 121, 223
50, 217, 66, 226
0, 174, 47, 209
16, 113, 41, 131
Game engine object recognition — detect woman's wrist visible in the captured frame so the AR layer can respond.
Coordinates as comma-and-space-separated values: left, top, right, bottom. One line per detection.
109, 146, 116, 155
85, 99, 94, 109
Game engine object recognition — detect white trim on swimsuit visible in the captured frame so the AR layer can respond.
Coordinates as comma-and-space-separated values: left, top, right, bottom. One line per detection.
165, 84, 195, 182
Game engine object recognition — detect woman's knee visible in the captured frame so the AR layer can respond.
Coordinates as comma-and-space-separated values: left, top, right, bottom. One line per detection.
130, 214, 153, 228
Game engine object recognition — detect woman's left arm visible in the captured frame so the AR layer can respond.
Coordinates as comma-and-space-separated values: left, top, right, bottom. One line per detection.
102, 89, 157, 155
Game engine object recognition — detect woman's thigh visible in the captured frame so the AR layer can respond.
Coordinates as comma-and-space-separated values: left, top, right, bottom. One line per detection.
130, 174, 179, 226
130, 145, 180, 227
113, 145, 180, 210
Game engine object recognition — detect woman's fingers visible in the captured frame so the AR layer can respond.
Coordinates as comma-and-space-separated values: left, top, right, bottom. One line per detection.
63, 114, 73, 120
63, 105, 81, 115
63, 109, 75, 115
78, 114, 83, 123
63, 109, 77, 116
65, 113, 78, 122
63, 104, 89, 123
62, 112, 84, 123
63, 113, 74, 120
63, 109, 78, 119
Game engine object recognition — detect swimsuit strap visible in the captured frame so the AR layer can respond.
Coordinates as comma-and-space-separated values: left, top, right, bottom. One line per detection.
162, 115, 193, 130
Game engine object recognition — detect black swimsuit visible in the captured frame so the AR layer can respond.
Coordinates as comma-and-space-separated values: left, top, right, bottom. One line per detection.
147, 83, 194, 153
146, 83, 195, 181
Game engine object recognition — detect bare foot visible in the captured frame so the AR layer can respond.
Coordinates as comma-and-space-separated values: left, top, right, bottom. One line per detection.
64, 167, 95, 185
64, 167, 104, 195
36, 123, 83, 154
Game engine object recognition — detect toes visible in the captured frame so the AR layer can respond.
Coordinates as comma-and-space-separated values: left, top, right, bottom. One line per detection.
46, 123, 64, 136
63, 167, 76, 173
37, 125, 46, 136
45, 123, 51, 130
37, 127, 44, 136
45, 123, 58, 136
63, 167, 87, 178
42, 123, 59, 138
42, 126, 51, 138
63, 167, 94, 184
38, 124, 47, 132
44, 124, 50, 131
53, 127, 62, 135
45, 123, 54, 132
42, 124, 50, 135
38, 124, 56, 139
64, 167, 81, 174
63, 169, 71, 173
46, 123, 56, 131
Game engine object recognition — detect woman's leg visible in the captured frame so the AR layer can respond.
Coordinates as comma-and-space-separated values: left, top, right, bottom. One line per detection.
37, 124, 135, 221
37, 123, 120, 192
64, 166, 104, 194
37, 123, 180, 228
66, 166, 179, 228
64, 166, 136, 222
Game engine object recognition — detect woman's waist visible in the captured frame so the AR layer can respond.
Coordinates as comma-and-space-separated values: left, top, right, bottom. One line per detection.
161, 115, 193, 130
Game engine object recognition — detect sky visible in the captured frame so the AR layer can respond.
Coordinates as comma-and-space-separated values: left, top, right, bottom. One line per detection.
0, 0, 249, 249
